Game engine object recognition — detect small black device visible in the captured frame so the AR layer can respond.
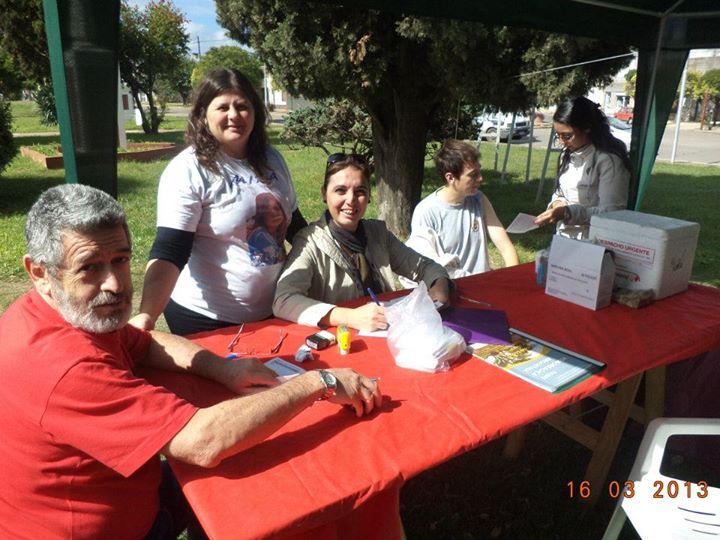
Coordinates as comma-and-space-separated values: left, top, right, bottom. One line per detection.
305, 330, 336, 350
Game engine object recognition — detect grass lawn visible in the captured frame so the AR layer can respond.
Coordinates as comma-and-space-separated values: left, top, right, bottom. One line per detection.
2, 126, 719, 306
10, 99, 187, 133
1, 118, 718, 539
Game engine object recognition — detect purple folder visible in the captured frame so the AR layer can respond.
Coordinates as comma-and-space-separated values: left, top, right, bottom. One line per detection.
441, 307, 512, 345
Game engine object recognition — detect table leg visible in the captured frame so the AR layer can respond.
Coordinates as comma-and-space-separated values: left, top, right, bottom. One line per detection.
503, 426, 528, 459
643, 366, 666, 423
583, 373, 643, 506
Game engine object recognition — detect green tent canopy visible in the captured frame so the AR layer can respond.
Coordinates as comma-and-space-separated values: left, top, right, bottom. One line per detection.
44, 0, 720, 207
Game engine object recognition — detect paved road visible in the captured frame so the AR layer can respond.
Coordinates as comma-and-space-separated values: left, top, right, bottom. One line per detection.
528, 122, 720, 166
657, 123, 720, 165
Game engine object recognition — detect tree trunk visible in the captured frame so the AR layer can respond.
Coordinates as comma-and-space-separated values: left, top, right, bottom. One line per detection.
146, 90, 159, 134
130, 89, 147, 131
370, 99, 432, 238
700, 93, 710, 129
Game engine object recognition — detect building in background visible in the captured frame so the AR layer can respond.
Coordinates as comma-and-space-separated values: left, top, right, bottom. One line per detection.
588, 49, 720, 119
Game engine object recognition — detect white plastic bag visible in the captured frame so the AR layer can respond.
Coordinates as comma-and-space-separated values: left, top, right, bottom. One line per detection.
385, 282, 466, 373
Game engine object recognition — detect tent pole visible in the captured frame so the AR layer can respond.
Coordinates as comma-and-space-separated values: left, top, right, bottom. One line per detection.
42, 0, 79, 184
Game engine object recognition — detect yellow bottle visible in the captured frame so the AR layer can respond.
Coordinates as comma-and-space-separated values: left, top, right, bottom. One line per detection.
337, 325, 351, 355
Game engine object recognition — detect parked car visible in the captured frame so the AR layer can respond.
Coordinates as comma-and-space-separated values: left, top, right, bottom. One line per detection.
608, 116, 632, 150
614, 107, 634, 123
475, 112, 531, 141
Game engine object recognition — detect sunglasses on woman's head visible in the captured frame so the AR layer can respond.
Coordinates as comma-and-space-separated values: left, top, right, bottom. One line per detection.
555, 132, 575, 142
326, 152, 366, 166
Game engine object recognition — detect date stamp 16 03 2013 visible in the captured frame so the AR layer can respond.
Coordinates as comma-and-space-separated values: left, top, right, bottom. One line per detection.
567, 479, 710, 500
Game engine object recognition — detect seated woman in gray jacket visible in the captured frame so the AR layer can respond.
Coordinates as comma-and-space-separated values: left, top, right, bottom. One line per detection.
273, 153, 451, 332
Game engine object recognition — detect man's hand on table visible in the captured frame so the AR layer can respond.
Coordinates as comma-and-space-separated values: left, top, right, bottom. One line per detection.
328, 368, 382, 418
223, 356, 281, 393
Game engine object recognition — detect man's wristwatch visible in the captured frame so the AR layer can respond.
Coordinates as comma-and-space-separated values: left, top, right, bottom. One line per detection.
317, 370, 337, 400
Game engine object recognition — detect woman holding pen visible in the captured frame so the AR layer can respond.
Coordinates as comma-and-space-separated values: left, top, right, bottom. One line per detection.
273, 153, 451, 331
533, 96, 631, 239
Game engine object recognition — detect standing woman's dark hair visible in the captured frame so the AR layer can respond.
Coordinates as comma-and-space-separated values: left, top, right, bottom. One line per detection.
534, 96, 632, 239
186, 68, 270, 180
554, 96, 632, 177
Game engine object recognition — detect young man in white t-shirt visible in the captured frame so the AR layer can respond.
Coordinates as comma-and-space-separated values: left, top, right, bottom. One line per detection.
409, 139, 518, 276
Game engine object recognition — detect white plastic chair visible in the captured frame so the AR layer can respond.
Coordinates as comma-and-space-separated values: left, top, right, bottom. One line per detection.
603, 418, 720, 540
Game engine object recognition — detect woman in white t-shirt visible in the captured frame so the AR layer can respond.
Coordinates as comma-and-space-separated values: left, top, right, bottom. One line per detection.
130, 68, 307, 335
534, 97, 632, 239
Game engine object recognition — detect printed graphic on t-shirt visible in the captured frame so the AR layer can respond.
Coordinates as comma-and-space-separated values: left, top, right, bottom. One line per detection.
246, 192, 288, 266
227, 169, 279, 187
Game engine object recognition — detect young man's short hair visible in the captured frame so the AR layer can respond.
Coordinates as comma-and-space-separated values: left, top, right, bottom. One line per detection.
434, 139, 480, 180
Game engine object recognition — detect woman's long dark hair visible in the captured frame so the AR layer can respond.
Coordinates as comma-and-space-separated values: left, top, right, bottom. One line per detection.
554, 96, 633, 178
186, 68, 270, 181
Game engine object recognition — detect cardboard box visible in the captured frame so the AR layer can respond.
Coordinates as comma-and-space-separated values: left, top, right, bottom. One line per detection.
545, 235, 615, 310
589, 210, 700, 300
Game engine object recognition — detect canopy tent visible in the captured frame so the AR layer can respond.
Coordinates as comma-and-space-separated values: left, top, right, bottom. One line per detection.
43, 0, 720, 207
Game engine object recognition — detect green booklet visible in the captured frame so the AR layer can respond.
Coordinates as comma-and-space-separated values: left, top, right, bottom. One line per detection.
467, 328, 605, 393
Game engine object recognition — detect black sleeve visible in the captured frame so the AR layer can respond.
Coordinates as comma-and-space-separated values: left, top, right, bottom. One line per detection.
286, 208, 308, 244
148, 226, 195, 271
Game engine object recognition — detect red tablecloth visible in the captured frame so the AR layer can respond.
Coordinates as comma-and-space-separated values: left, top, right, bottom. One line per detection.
144, 264, 720, 539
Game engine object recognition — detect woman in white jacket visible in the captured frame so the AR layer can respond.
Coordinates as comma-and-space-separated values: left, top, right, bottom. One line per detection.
534, 97, 632, 239
273, 153, 451, 332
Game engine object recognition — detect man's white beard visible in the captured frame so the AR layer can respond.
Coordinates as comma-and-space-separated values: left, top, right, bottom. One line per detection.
51, 281, 132, 334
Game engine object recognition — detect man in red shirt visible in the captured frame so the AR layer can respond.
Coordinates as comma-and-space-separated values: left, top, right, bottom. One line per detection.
0, 184, 382, 539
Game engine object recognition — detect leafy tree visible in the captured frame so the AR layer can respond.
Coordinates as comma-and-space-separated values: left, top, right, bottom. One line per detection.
157, 55, 196, 105
0, 0, 48, 84
686, 70, 716, 129
0, 0, 57, 123
624, 69, 637, 101
32, 81, 58, 125
701, 69, 720, 127
282, 98, 477, 167
119, 0, 189, 133
0, 50, 26, 99
684, 70, 702, 120
0, 0, 40, 168
191, 46, 263, 89
427, 102, 483, 143
216, 1, 631, 234
0, 95, 18, 174
282, 99, 373, 161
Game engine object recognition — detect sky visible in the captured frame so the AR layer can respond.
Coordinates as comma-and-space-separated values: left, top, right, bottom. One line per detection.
126, 0, 239, 56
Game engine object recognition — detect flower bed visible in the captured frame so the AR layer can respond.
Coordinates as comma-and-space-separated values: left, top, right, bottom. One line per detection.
20, 142, 181, 169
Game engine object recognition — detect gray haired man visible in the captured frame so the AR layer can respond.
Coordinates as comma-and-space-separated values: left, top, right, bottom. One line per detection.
0, 184, 381, 539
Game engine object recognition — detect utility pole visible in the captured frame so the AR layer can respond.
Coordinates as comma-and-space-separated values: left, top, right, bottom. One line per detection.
670, 58, 689, 164
262, 64, 270, 105
196, 36, 201, 59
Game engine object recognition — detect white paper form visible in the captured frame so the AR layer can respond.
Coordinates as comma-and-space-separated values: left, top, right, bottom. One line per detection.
506, 213, 540, 234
